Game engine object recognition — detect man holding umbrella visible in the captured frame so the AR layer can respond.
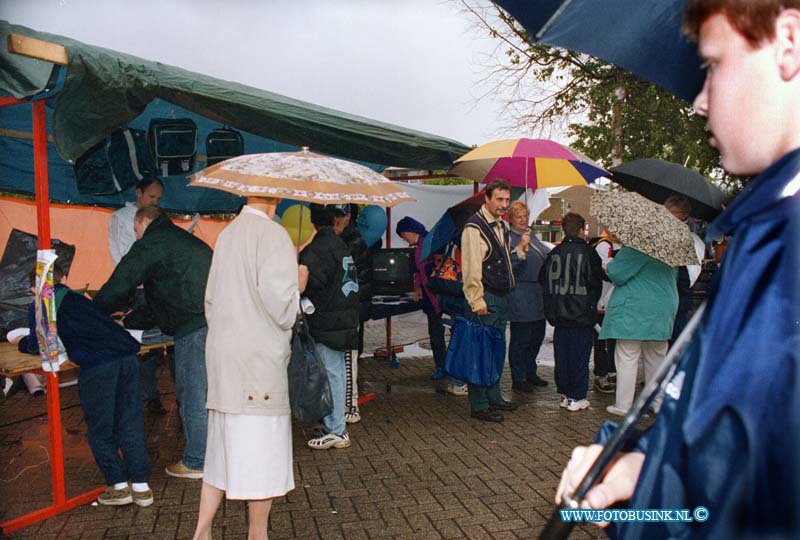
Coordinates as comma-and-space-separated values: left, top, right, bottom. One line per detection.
556, 2, 800, 538
461, 179, 520, 422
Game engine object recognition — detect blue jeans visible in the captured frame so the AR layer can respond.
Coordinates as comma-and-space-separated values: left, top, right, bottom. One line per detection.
315, 343, 346, 436
174, 326, 208, 470
553, 326, 593, 400
78, 355, 150, 485
508, 319, 546, 381
133, 288, 160, 402
139, 351, 160, 402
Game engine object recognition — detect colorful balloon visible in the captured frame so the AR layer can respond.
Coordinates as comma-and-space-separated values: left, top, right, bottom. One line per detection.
280, 204, 314, 246
357, 205, 387, 248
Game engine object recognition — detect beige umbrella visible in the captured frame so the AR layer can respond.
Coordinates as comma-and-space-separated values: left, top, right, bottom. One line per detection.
189, 149, 415, 207
591, 190, 700, 267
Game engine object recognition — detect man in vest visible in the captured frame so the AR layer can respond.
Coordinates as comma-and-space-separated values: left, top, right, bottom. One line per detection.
461, 179, 521, 422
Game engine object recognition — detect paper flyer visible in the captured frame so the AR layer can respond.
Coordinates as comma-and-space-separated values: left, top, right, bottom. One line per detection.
35, 250, 68, 372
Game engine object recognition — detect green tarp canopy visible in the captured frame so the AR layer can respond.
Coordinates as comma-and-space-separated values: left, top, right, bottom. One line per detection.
0, 20, 470, 169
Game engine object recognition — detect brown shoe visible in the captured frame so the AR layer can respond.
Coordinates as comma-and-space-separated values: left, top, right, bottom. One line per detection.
132, 488, 154, 507
97, 485, 133, 506
165, 461, 203, 479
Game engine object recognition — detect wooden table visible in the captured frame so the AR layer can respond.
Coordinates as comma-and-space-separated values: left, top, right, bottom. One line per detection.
0, 339, 172, 535
0, 341, 171, 377
0, 341, 78, 377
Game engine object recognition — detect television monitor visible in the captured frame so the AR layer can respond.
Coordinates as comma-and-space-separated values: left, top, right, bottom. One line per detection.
372, 248, 414, 295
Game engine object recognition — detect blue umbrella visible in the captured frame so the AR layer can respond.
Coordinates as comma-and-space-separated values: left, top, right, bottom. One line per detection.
493, 0, 704, 103
419, 189, 486, 260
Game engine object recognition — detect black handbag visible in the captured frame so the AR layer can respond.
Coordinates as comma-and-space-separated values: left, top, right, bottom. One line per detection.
287, 310, 333, 422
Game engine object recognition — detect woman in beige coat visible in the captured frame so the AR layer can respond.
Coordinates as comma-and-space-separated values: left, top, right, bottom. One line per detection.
192, 196, 308, 540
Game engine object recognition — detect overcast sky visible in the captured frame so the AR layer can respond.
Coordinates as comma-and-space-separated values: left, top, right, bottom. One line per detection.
1, 0, 516, 147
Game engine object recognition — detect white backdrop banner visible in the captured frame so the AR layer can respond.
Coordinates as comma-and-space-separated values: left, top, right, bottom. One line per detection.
385, 183, 559, 247
385, 183, 475, 247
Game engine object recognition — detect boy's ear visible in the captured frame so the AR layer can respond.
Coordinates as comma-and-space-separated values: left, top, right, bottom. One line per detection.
776, 8, 800, 81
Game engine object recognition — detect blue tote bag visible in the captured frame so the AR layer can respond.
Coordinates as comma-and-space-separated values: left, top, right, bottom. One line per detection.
444, 316, 506, 386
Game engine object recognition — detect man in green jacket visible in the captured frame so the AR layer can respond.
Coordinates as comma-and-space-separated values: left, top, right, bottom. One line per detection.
95, 206, 213, 479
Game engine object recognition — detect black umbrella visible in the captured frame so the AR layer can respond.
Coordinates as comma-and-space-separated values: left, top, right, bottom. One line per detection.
610, 159, 727, 222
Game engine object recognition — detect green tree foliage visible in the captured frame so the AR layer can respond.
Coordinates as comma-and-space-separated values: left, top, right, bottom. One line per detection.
460, 1, 743, 196
424, 173, 473, 186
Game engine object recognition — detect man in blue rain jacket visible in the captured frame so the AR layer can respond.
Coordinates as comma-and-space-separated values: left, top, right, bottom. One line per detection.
556, 2, 800, 538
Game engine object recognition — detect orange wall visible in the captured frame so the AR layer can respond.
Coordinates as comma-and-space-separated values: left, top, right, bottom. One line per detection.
0, 197, 230, 290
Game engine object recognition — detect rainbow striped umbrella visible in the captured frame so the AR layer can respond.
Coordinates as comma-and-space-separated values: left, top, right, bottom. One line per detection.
450, 138, 607, 190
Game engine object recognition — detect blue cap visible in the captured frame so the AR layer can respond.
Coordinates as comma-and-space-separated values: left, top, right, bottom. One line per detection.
331, 203, 351, 215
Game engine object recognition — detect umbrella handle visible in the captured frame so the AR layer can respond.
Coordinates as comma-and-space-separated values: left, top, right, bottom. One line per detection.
538, 302, 707, 540
298, 205, 304, 245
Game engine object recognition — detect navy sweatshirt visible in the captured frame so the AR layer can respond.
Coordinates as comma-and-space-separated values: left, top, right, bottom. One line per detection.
20, 284, 140, 369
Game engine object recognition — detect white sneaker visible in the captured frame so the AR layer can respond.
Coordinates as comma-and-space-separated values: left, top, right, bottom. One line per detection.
446, 383, 468, 396
559, 394, 569, 408
2, 377, 14, 398
566, 398, 590, 412
345, 410, 361, 424
308, 431, 351, 450
606, 405, 628, 417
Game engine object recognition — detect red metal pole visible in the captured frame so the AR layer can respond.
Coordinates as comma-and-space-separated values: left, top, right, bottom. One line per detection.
33, 100, 51, 249
32, 100, 66, 506
0, 95, 27, 107
0, 78, 106, 540
473, 181, 478, 195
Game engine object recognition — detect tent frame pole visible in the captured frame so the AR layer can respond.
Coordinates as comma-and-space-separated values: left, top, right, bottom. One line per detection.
0, 98, 104, 536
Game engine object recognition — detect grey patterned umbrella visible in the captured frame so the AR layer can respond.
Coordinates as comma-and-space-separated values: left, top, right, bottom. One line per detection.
591, 190, 699, 267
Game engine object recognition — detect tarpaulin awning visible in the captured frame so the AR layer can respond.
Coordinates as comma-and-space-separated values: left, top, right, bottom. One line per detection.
0, 21, 471, 212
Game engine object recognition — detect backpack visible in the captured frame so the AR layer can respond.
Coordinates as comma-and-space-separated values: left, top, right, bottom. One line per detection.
205, 128, 244, 166
148, 118, 198, 176
426, 242, 464, 298
426, 242, 466, 316
73, 128, 152, 195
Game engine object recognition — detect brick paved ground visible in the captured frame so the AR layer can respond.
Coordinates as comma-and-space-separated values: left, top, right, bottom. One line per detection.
0, 315, 633, 539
